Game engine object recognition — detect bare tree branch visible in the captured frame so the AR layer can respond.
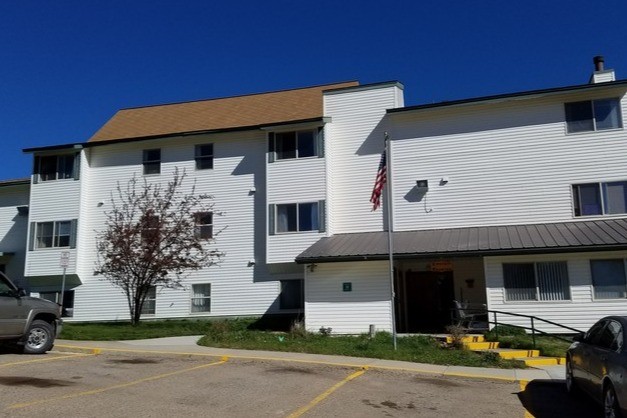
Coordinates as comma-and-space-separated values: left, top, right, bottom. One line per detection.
95, 168, 223, 324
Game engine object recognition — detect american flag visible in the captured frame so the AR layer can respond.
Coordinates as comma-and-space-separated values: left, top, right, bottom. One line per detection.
370, 149, 387, 211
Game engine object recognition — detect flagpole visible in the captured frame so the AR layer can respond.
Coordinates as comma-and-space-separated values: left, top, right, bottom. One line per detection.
384, 132, 397, 350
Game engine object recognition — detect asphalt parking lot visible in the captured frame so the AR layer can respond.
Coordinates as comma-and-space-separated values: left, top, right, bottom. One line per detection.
0, 348, 601, 418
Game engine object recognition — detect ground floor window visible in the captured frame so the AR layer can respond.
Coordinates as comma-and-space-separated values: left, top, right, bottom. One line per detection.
280, 279, 304, 310
591, 259, 627, 299
40, 290, 75, 317
503, 261, 570, 301
141, 286, 156, 315
191, 283, 211, 313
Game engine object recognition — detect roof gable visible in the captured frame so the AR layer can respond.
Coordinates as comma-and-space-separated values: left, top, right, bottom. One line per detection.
89, 81, 358, 143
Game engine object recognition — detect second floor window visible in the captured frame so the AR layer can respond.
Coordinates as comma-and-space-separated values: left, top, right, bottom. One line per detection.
30, 220, 77, 250
34, 153, 79, 182
143, 149, 161, 175
565, 98, 622, 133
269, 201, 325, 234
573, 181, 627, 216
194, 212, 213, 239
195, 144, 213, 170
268, 128, 323, 162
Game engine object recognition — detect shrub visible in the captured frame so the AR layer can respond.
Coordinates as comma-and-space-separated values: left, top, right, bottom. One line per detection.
485, 324, 526, 341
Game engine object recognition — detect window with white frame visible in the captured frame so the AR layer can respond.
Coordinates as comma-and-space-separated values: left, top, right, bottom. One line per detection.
141, 286, 156, 315
31, 220, 76, 250
195, 212, 213, 239
268, 129, 323, 161
142, 149, 161, 175
270, 201, 325, 234
280, 280, 304, 310
591, 259, 627, 299
195, 144, 213, 170
34, 153, 79, 182
573, 181, 627, 216
565, 98, 622, 133
191, 283, 211, 313
503, 262, 570, 301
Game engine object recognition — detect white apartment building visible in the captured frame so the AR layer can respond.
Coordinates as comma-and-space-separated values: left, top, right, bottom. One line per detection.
5, 57, 627, 333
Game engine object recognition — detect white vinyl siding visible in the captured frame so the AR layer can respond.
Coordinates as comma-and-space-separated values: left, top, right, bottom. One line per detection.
305, 261, 392, 334
486, 250, 627, 333
323, 84, 403, 234
70, 132, 287, 321
390, 91, 627, 231
266, 155, 326, 264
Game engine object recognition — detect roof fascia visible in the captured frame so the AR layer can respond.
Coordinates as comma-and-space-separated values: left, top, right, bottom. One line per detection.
387, 79, 627, 115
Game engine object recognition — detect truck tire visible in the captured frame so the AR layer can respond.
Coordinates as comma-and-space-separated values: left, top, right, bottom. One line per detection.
22, 320, 54, 354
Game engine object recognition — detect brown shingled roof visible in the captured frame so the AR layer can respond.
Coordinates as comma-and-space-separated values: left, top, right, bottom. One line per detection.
89, 81, 359, 143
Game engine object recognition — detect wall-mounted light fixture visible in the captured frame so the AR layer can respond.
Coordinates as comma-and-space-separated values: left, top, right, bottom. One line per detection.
97, 201, 104, 207
307, 263, 317, 273
247, 260, 256, 267
415, 179, 429, 192
440, 177, 449, 185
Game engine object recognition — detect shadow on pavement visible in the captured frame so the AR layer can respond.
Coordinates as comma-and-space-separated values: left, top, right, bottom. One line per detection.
518, 379, 600, 418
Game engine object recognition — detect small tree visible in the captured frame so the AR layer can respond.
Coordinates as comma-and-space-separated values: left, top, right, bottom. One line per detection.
95, 168, 222, 325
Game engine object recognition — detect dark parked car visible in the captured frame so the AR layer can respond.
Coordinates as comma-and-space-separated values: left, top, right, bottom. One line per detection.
0, 272, 62, 354
566, 316, 627, 418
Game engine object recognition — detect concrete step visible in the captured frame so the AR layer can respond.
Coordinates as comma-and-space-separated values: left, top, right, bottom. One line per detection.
485, 348, 541, 359
519, 357, 566, 367
444, 334, 485, 344
463, 341, 499, 350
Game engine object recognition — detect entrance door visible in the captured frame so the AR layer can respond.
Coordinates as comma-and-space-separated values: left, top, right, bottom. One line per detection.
404, 271, 454, 333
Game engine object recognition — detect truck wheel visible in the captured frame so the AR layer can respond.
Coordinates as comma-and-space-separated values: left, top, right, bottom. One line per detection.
23, 320, 54, 354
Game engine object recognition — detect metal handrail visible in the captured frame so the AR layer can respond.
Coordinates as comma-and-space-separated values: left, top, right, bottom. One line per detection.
487, 309, 584, 348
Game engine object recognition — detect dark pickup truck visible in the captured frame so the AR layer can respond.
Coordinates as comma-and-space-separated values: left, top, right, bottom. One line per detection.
0, 272, 62, 354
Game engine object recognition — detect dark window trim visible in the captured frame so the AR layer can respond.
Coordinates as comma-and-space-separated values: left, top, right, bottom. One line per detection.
142, 149, 161, 175
195, 144, 214, 170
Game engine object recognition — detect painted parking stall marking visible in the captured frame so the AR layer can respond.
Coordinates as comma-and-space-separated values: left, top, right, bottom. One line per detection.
8, 356, 228, 411
286, 366, 369, 418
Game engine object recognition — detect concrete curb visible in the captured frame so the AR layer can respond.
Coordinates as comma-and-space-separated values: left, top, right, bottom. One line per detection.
53, 337, 563, 383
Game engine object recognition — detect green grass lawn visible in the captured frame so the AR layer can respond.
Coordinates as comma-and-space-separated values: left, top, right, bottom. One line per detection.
60, 318, 525, 369
484, 325, 573, 358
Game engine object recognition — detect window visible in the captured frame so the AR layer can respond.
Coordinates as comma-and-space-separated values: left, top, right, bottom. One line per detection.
565, 98, 622, 133
573, 181, 627, 216
195, 144, 213, 170
280, 280, 304, 310
141, 286, 156, 315
275, 202, 319, 233
195, 212, 213, 239
591, 259, 627, 299
503, 262, 570, 301
191, 284, 211, 313
40, 291, 74, 317
34, 153, 78, 182
141, 214, 160, 244
269, 129, 322, 161
31, 220, 76, 250
143, 149, 161, 175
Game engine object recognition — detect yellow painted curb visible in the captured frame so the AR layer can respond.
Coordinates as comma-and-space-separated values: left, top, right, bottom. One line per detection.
495, 349, 540, 359
464, 341, 500, 350
53, 344, 530, 383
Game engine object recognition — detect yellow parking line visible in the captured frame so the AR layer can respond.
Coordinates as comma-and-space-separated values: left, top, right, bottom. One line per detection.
8, 356, 228, 410
286, 367, 368, 418
519, 380, 534, 418
0, 353, 93, 368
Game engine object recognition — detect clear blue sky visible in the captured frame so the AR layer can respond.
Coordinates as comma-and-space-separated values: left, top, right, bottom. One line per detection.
2, 0, 626, 180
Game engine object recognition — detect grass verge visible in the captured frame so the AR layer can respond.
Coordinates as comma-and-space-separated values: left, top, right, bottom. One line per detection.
60, 318, 525, 369
484, 325, 572, 358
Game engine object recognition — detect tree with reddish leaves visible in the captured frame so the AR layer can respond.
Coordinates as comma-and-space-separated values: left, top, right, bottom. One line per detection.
95, 168, 222, 325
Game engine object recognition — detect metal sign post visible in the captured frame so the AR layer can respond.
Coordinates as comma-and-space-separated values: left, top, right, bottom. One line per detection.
59, 251, 70, 309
